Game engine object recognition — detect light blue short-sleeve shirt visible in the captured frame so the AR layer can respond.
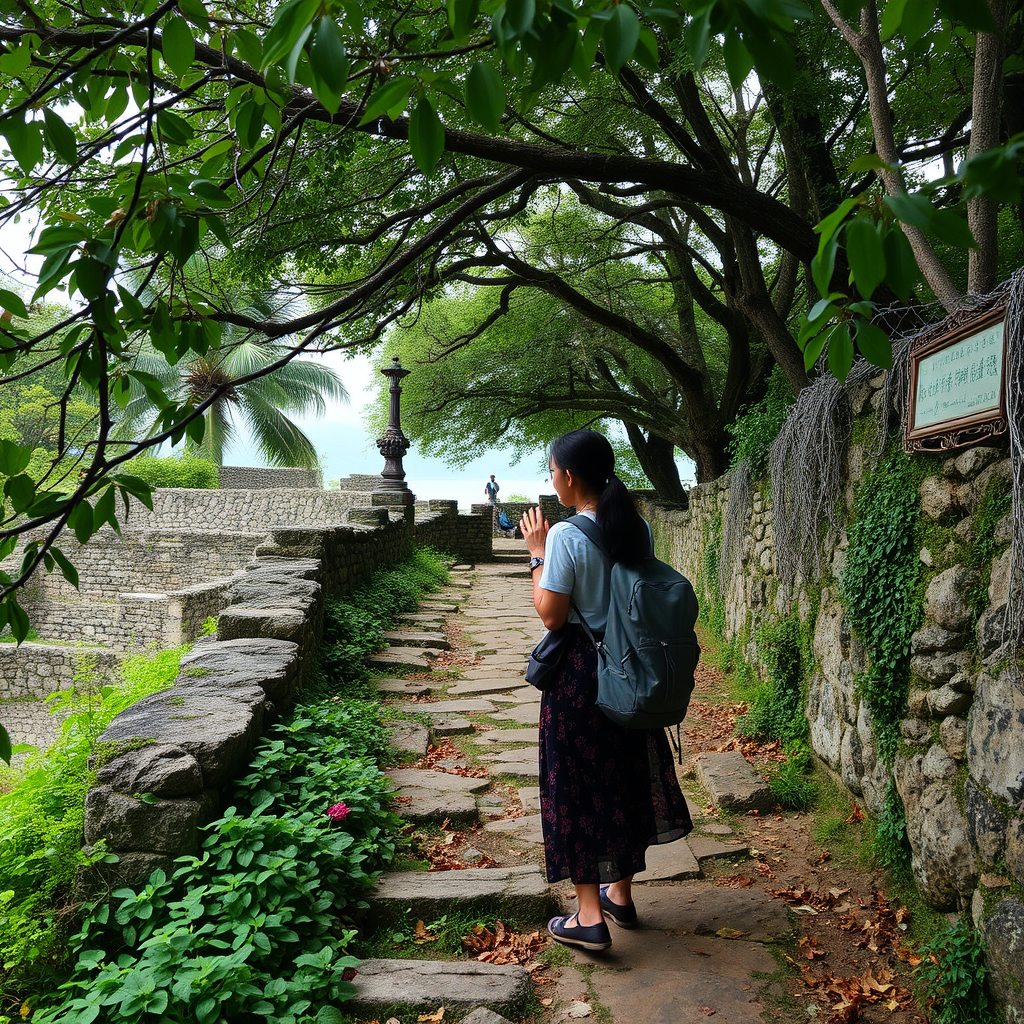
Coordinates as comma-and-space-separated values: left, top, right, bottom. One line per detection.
538, 512, 611, 632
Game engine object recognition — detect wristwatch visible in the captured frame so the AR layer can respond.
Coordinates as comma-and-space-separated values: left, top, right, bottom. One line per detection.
528, 557, 544, 572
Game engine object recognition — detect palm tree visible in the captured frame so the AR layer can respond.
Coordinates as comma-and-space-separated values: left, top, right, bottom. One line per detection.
116, 293, 348, 469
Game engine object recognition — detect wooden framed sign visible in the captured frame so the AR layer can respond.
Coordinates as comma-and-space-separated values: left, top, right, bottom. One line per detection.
906, 305, 1008, 452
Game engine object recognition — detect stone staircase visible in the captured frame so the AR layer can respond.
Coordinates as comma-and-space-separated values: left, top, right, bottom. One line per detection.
350, 538, 774, 1023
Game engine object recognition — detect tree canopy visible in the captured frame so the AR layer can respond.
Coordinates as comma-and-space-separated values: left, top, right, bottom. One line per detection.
0, 0, 1022, 668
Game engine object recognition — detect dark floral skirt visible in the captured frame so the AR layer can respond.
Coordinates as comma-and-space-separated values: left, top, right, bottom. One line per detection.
538, 630, 693, 884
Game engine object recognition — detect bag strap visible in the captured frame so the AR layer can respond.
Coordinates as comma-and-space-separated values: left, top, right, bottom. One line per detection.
564, 515, 607, 655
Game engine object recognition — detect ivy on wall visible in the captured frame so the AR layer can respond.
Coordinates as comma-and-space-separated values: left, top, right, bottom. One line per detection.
740, 614, 808, 745
840, 450, 924, 767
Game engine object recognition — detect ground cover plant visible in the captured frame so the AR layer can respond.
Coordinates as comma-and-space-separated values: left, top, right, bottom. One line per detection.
7, 546, 451, 1024
0, 645, 188, 1011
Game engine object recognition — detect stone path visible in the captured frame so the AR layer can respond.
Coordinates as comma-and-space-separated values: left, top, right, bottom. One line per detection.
352, 539, 787, 1023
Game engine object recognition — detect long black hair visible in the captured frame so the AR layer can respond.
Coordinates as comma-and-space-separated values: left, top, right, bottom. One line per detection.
550, 429, 650, 564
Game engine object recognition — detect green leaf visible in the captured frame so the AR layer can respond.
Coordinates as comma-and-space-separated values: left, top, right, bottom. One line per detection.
233, 27, 263, 66
114, 474, 154, 511
359, 77, 415, 125
882, 227, 919, 302
685, 7, 712, 72
855, 321, 893, 371
234, 99, 265, 150
0, 441, 31, 476
448, 0, 480, 42
802, 328, 828, 371
261, 0, 320, 69
310, 17, 349, 115
0, 722, 11, 765
203, 214, 232, 248
0, 289, 28, 319
927, 209, 977, 248
879, 0, 910, 41
408, 96, 445, 175
504, 0, 535, 38
43, 109, 78, 164
939, 0, 997, 32
465, 61, 505, 132
900, 0, 935, 47
812, 235, 839, 298
157, 108, 195, 147
845, 217, 887, 299
67, 500, 94, 544
74, 257, 110, 302
722, 32, 755, 89
50, 546, 80, 589
191, 180, 233, 208
8, 601, 29, 644
603, 4, 640, 72
177, 0, 210, 30
2, 115, 44, 174
162, 14, 195, 77
284, 22, 314, 82
93, 485, 118, 533
848, 153, 892, 174
815, 195, 861, 252
3, 474, 35, 513
827, 322, 854, 381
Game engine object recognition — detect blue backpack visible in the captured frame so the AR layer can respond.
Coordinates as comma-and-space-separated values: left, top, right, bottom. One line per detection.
567, 515, 700, 729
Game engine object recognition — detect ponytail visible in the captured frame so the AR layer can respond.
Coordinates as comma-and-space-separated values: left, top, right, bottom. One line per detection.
597, 475, 649, 564
550, 431, 649, 564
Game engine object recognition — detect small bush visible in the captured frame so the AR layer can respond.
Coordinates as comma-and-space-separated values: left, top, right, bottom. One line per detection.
125, 453, 219, 489
915, 920, 993, 1024
0, 649, 183, 998
739, 615, 806, 744
767, 743, 818, 809
872, 780, 911, 871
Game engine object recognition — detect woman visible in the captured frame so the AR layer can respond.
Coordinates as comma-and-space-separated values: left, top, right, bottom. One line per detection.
520, 429, 692, 952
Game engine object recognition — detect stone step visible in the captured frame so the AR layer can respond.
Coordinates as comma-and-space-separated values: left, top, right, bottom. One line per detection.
695, 751, 773, 813
493, 704, 541, 725
375, 678, 432, 696
392, 698, 498, 716
391, 786, 479, 825
397, 612, 446, 625
447, 678, 525, 697
383, 630, 450, 650
388, 722, 430, 756
517, 786, 541, 814
483, 813, 544, 844
430, 717, 475, 737
419, 601, 459, 612
687, 837, 751, 863
370, 866, 556, 920
386, 767, 491, 793
472, 727, 539, 745
479, 747, 538, 764
347, 959, 531, 1015
368, 649, 435, 671
634, 840, 701, 882
484, 759, 538, 779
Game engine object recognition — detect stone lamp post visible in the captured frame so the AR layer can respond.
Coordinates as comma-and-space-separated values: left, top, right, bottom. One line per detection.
373, 356, 414, 506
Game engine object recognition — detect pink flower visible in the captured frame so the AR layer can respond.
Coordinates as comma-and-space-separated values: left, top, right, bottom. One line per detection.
326, 802, 350, 821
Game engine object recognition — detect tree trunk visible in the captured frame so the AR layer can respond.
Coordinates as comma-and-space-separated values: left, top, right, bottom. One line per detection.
624, 425, 689, 504
968, 0, 1009, 294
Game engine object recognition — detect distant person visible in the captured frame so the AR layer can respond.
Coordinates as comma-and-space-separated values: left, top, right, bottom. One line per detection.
484, 475, 500, 503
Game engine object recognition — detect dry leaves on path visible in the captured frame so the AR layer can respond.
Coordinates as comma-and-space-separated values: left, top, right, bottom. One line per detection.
462, 920, 548, 966
798, 965, 915, 1024
413, 739, 489, 778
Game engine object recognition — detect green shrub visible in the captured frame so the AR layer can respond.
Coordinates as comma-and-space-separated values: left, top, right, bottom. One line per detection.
872, 780, 912, 872
726, 365, 795, 477
0, 649, 183, 999
125, 453, 219, 489
767, 743, 818, 809
29, 547, 448, 1022
915, 920, 993, 1024
739, 615, 806, 744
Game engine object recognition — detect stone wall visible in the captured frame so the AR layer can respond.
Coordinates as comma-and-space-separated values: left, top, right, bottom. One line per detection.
218, 466, 322, 489
637, 374, 1024, 1015
0, 645, 123, 748
120, 488, 368, 533
77, 506, 494, 886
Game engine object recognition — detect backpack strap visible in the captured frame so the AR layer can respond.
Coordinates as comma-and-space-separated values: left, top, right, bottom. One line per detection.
563, 514, 608, 656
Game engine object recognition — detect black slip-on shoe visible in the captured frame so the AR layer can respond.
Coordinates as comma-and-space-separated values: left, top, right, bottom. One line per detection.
547, 914, 612, 951
599, 886, 638, 928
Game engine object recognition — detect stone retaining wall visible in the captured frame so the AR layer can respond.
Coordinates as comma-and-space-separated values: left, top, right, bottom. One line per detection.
120, 488, 369, 533
218, 466, 322, 489
0, 645, 124, 748
637, 372, 1024, 1014
78, 507, 492, 888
